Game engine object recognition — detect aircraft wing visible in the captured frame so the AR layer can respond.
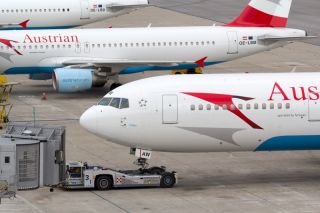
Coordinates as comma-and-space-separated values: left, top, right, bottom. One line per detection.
62, 58, 190, 66
39, 56, 208, 74
0, 20, 30, 29
258, 35, 317, 41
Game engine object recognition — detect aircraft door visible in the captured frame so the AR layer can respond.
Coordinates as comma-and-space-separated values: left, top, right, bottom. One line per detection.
227, 31, 238, 54
162, 95, 178, 124
80, 0, 90, 19
308, 97, 320, 121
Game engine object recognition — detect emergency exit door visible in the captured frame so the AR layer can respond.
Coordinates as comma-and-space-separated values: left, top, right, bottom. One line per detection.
162, 95, 178, 124
80, 0, 90, 19
308, 97, 320, 121
227, 31, 238, 54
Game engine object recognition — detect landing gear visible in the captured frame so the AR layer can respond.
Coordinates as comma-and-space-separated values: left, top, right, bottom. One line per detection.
131, 148, 170, 176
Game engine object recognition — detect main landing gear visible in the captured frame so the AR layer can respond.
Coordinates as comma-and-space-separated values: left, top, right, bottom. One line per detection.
130, 148, 177, 187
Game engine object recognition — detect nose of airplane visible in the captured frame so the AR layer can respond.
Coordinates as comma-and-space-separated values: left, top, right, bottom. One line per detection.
80, 107, 97, 133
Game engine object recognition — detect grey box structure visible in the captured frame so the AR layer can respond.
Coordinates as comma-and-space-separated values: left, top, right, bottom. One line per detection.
0, 123, 66, 191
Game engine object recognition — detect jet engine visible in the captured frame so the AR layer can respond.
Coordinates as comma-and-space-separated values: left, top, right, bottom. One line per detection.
52, 68, 106, 93
29, 73, 52, 80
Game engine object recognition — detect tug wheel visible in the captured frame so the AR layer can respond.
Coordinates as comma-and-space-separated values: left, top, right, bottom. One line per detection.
160, 172, 176, 188
96, 176, 113, 190
149, 167, 165, 175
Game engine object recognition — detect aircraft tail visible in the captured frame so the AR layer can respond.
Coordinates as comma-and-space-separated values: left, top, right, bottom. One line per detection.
226, 0, 292, 27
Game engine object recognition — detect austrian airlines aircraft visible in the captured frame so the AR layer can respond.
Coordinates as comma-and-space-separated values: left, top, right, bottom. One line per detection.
0, 0, 312, 92
80, 72, 320, 153
0, 0, 148, 30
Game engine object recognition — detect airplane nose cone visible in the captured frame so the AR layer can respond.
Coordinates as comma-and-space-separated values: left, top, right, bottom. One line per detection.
80, 107, 97, 133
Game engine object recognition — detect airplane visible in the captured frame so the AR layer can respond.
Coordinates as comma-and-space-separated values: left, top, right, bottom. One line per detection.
80, 72, 320, 155
0, 0, 148, 30
0, 0, 313, 93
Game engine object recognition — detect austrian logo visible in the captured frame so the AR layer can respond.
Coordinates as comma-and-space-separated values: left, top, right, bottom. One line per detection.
0, 34, 79, 63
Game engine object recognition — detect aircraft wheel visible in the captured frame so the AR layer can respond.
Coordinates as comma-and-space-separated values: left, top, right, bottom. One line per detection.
160, 172, 176, 188
96, 176, 113, 190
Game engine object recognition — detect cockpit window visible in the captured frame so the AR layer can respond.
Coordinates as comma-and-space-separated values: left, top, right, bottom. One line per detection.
98, 98, 112, 106
120, 99, 129, 109
110, 98, 121, 108
98, 97, 129, 109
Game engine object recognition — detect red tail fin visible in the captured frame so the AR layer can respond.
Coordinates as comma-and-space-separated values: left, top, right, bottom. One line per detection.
226, 0, 292, 28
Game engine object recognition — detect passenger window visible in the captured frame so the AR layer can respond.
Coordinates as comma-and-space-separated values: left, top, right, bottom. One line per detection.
222, 104, 227, 110
120, 99, 129, 109
206, 104, 211, 110
254, 103, 259, 110
191, 104, 195, 111
285, 103, 290, 109
110, 98, 121, 108
98, 98, 112, 106
238, 104, 243, 110
214, 105, 219, 110
270, 103, 274, 109
199, 104, 203, 110
278, 103, 282, 109
230, 104, 235, 110
262, 103, 267, 110
246, 103, 251, 110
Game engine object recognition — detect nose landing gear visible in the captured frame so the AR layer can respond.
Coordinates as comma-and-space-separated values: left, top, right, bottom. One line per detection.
130, 148, 172, 176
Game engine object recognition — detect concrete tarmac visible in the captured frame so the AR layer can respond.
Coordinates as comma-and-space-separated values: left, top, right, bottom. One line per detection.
1, 6, 320, 213
150, 0, 320, 45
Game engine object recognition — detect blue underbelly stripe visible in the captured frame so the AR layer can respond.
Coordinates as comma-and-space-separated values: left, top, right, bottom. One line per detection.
255, 135, 320, 151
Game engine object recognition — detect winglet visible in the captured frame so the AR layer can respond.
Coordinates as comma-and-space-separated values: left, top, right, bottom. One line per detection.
19, 19, 30, 29
195, 57, 208, 68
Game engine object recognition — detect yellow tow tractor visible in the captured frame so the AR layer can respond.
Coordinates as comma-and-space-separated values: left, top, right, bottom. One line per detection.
0, 75, 18, 129
171, 67, 202, 75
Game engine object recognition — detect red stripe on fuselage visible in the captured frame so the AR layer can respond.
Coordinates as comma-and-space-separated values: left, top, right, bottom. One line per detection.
183, 92, 263, 129
225, 5, 288, 27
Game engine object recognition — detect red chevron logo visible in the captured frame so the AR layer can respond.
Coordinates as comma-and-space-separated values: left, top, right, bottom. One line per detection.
183, 92, 263, 129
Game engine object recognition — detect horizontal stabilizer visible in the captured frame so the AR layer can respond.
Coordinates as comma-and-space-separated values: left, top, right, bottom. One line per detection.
107, 0, 149, 8
257, 35, 317, 41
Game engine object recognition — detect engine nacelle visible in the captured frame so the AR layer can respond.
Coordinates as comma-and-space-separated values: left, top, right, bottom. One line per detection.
29, 73, 52, 80
53, 68, 106, 93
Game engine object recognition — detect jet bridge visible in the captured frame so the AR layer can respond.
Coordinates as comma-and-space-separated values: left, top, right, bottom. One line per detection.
0, 123, 66, 192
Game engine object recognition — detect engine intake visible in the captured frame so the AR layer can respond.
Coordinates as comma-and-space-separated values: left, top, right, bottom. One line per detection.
53, 68, 106, 93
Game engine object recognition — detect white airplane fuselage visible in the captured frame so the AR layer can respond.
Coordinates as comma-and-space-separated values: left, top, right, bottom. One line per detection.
0, 0, 147, 30
80, 73, 320, 152
0, 27, 305, 75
